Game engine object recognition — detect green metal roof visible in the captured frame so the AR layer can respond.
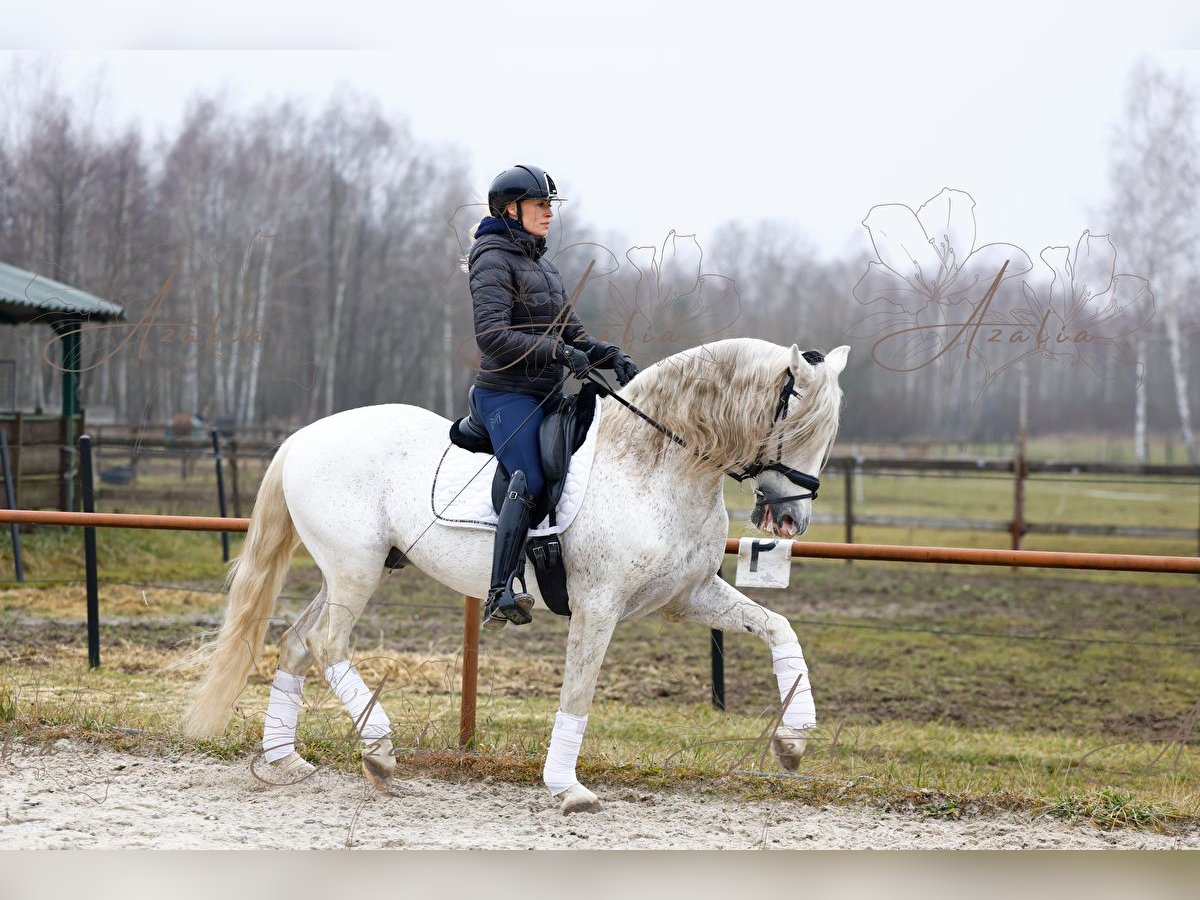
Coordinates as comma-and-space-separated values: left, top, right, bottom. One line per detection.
0, 259, 125, 325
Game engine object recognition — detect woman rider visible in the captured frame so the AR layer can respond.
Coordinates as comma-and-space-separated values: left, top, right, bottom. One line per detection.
469, 164, 638, 629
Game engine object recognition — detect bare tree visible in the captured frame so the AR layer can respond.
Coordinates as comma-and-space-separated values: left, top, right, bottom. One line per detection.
1106, 60, 1200, 463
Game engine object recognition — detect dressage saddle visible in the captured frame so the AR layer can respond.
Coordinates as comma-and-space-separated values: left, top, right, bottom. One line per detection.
441, 381, 604, 617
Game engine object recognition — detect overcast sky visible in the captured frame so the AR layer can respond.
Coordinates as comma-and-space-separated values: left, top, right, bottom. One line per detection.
6, 2, 1200, 263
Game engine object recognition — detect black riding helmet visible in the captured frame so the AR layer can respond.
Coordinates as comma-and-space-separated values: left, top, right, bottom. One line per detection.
487, 164, 566, 225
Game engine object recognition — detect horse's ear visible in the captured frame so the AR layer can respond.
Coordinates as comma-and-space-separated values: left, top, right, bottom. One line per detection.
826, 345, 850, 377
790, 344, 816, 380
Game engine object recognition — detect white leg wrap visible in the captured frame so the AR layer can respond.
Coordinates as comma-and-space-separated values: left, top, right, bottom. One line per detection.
543, 710, 588, 796
263, 671, 305, 762
772, 641, 817, 729
325, 660, 391, 742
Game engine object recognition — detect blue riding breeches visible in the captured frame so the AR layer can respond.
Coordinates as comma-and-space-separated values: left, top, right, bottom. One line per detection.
472, 386, 546, 499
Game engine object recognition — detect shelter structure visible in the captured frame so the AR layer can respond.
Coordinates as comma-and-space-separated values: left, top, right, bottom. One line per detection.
0, 260, 125, 510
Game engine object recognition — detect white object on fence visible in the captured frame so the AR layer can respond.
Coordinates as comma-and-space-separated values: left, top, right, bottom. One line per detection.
734, 536, 792, 588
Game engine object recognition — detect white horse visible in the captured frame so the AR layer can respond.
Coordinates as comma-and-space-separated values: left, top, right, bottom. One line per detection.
182, 338, 849, 814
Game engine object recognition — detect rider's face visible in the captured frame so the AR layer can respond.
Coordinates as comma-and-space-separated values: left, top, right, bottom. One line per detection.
506, 198, 554, 237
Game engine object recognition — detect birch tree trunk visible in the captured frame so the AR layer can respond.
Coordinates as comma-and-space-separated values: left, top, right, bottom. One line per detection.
180, 226, 199, 417
240, 232, 274, 423
1162, 304, 1197, 462
322, 272, 348, 416
212, 257, 228, 414
442, 281, 455, 417
1106, 63, 1200, 465
1134, 334, 1148, 464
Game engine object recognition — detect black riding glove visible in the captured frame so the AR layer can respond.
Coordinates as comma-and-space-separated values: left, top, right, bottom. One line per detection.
558, 343, 593, 379
611, 353, 639, 387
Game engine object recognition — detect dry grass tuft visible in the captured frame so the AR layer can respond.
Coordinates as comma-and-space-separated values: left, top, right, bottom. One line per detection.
1, 582, 224, 618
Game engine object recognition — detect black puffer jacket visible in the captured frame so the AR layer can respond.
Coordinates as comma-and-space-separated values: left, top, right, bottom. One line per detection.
469, 223, 616, 396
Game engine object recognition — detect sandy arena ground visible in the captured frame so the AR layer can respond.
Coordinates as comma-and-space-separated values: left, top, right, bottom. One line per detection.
2, 740, 1196, 849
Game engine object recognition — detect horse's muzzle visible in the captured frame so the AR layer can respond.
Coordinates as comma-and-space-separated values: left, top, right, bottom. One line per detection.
751, 499, 809, 538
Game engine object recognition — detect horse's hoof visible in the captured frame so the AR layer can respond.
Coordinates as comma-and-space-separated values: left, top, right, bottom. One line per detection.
772, 726, 811, 772
362, 739, 396, 789
270, 752, 316, 776
557, 783, 601, 815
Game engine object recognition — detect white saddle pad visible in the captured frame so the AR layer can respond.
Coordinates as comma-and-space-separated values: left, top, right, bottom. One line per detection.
431, 398, 603, 536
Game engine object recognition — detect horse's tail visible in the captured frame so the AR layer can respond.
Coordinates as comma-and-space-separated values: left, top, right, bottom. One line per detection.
180, 439, 300, 739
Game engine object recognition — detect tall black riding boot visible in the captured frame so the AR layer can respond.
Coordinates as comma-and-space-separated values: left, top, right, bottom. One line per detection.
483, 470, 537, 630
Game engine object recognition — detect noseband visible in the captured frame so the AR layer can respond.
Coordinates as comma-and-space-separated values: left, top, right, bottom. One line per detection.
587, 349, 826, 502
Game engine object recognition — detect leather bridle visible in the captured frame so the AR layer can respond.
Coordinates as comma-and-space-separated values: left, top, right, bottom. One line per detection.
726, 367, 822, 502
585, 349, 826, 503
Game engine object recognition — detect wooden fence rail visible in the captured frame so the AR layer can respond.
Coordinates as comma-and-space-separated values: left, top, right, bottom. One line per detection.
825, 457, 1200, 554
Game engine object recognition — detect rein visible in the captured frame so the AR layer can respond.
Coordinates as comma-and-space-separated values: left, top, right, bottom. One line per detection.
585, 371, 689, 449
584, 348, 826, 502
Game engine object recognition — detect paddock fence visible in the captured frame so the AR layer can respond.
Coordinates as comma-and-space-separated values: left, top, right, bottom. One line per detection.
808, 456, 1200, 551
7, 422, 1198, 551
75, 431, 1200, 554
3, 431, 1198, 750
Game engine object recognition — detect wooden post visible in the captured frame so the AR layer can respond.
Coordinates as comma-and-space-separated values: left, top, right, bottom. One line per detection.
1013, 367, 1029, 553
460, 596, 481, 749
844, 458, 855, 562
1012, 428, 1027, 553
58, 323, 82, 512
0, 429, 23, 583
59, 413, 71, 512
13, 412, 23, 502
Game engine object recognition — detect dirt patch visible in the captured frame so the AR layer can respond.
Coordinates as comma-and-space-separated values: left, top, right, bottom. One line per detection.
4, 562, 1198, 741
0, 583, 219, 618
2, 741, 1194, 849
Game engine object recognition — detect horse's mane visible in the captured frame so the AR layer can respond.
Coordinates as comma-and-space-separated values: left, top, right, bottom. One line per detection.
597, 338, 843, 477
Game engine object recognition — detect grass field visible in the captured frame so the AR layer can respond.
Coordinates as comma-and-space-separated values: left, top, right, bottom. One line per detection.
2, 512, 1198, 832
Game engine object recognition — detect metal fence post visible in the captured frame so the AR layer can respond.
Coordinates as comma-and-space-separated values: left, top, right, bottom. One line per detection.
80, 434, 100, 668
711, 565, 726, 711
228, 438, 242, 519
211, 428, 230, 563
710, 628, 725, 710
